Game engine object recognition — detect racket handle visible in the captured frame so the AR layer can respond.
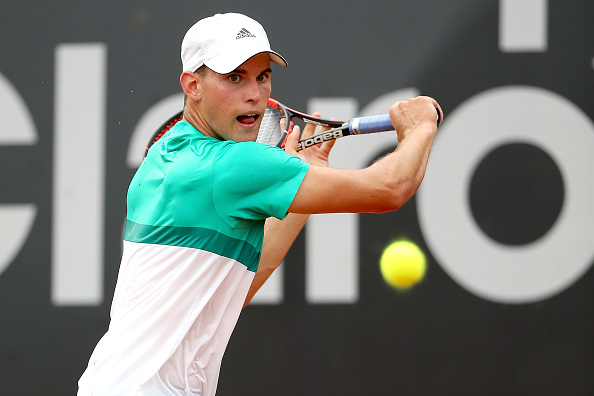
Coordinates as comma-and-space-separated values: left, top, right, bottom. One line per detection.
349, 108, 442, 135
349, 114, 392, 135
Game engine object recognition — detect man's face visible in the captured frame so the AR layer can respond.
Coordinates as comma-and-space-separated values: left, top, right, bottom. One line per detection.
194, 53, 272, 142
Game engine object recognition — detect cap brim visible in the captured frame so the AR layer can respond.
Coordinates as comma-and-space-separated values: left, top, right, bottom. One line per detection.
269, 52, 288, 68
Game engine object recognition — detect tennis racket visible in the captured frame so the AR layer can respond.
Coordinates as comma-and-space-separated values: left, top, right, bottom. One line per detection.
260, 98, 441, 151
144, 98, 441, 155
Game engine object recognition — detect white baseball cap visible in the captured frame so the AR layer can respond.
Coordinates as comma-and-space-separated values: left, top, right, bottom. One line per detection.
181, 13, 287, 74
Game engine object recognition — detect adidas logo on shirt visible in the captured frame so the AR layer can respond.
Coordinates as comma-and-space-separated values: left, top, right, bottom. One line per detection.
236, 28, 256, 39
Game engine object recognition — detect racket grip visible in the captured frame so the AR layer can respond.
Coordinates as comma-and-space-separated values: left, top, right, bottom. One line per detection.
349, 114, 392, 135
349, 107, 442, 135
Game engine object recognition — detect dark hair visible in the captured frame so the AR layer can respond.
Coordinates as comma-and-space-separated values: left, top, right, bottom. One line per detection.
194, 64, 208, 75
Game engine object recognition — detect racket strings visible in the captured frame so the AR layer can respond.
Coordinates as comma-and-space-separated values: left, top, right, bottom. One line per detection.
256, 106, 284, 146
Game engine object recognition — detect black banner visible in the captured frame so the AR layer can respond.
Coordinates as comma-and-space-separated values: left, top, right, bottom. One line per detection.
1, 1, 593, 394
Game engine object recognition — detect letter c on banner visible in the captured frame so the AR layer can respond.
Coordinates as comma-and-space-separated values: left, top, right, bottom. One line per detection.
417, 86, 594, 303
0, 72, 38, 277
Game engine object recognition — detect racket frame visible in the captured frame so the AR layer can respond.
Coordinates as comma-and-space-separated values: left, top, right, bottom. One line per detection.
265, 98, 348, 149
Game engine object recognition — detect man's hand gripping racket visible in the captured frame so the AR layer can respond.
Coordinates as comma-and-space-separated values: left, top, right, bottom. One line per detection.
145, 97, 442, 156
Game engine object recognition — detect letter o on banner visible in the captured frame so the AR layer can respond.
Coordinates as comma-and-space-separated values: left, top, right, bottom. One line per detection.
417, 86, 594, 303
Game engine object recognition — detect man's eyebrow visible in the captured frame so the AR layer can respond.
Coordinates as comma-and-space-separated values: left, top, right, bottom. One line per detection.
229, 67, 272, 75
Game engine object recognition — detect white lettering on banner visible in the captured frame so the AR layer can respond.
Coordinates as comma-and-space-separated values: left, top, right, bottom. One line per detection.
499, 0, 548, 52
417, 86, 594, 303
52, 44, 107, 306
0, 73, 38, 144
0, 73, 38, 277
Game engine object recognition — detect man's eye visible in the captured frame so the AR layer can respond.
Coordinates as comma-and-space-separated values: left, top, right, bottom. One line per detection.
229, 75, 239, 82
257, 74, 269, 82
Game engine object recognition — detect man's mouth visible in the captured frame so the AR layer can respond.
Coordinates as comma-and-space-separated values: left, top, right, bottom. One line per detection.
237, 114, 259, 125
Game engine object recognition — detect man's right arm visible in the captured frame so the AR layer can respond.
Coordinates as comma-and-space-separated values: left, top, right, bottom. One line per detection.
285, 96, 441, 215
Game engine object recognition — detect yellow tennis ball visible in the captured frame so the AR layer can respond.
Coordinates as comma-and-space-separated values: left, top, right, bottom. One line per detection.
379, 240, 426, 289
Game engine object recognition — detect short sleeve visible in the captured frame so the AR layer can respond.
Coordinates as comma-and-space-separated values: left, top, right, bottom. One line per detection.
212, 142, 310, 226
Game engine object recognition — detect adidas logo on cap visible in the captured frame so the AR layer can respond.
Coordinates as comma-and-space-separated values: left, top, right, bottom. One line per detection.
236, 28, 256, 39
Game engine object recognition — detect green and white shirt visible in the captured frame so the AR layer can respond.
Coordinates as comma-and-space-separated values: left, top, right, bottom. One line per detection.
78, 121, 309, 396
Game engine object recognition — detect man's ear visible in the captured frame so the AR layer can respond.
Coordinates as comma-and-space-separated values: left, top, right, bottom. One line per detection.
180, 71, 201, 102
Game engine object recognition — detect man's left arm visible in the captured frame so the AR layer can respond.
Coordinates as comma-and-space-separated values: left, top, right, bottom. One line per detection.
243, 213, 309, 307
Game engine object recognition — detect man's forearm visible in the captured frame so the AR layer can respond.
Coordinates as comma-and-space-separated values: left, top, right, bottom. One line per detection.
243, 213, 310, 307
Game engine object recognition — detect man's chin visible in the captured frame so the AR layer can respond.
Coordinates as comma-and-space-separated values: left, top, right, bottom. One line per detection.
231, 132, 259, 143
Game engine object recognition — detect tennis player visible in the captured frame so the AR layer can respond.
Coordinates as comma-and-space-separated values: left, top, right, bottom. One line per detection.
78, 12, 441, 396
